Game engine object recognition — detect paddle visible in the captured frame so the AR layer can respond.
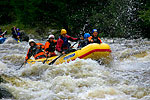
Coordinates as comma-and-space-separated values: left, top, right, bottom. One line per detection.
48, 54, 63, 65
43, 54, 49, 64
48, 42, 79, 65
16, 62, 25, 70
1, 30, 7, 37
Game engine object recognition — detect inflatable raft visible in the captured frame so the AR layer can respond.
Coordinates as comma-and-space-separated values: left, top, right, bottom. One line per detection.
0, 38, 6, 44
27, 43, 112, 65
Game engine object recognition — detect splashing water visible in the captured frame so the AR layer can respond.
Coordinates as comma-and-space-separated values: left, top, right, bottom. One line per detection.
0, 38, 150, 100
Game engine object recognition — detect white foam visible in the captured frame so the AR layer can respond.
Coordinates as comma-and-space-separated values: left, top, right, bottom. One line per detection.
0, 61, 7, 70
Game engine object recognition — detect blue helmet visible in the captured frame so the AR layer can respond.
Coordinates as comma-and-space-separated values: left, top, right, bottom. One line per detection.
92, 29, 98, 33
84, 33, 90, 39
17, 28, 20, 31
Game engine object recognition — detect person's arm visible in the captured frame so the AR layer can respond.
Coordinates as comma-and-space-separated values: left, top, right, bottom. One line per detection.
98, 37, 102, 43
54, 40, 57, 45
36, 43, 44, 49
25, 49, 32, 62
88, 36, 93, 43
67, 35, 79, 42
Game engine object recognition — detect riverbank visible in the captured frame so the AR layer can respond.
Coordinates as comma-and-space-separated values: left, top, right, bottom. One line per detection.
0, 23, 58, 40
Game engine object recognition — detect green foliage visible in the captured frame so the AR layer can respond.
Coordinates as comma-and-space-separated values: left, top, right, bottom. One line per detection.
0, 0, 150, 38
138, 1, 150, 38
139, 9, 150, 25
0, 0, 15, 24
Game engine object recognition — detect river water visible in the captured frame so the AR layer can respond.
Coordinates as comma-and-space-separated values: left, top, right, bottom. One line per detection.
0, 37, 150, 100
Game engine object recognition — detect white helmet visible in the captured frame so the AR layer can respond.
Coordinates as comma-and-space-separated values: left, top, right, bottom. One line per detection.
29, 39, 35, 43
48, 34, 55, 39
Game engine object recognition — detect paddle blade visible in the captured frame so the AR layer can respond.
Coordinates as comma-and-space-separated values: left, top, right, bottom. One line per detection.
48, 59, 56, 65
43, 58, 47, 64
18, 40, 20, 43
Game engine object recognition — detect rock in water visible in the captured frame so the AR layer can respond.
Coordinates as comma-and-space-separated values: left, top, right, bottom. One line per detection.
0, 87, 14, 99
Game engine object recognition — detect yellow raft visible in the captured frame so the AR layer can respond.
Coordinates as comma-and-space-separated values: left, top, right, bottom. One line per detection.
27, 43, 112, 65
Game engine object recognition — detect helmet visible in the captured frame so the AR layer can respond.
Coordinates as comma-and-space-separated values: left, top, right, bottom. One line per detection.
16, 28, 20, 31
84, 33, 90, 39
92, 29, 98, 33
61, 29, 67, 35
48, 34, 55, 39
29, 39, 35, 43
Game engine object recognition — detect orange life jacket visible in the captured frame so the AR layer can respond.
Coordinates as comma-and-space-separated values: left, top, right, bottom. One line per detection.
25, 43, 45, 60
88, 36, 102, 43
44, 40, 57, 53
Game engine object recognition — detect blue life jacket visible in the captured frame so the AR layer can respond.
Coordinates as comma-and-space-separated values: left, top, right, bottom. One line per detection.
17, 32, 21, 36
62, 36, 69, 47
60, 36, 70, 50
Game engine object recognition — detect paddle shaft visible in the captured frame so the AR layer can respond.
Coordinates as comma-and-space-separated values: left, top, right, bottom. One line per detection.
69, 42, 78, 49
1, 30, 7, 36
48, 54, 63, 65
16, 62, 24, 70
43, 56, 48, 64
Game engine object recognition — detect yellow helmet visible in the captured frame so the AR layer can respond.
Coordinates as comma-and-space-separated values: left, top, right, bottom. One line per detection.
61, 29, 67, 35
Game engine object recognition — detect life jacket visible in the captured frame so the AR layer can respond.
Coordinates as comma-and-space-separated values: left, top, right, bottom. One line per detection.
0, 32, 3, 38
12, 31, 17, 38
44, 40, 57, 53
26, 43, 45, 60
61, 36, 71, 50
17, 32, 21, 36
11, 28, 18, 38
88, 36, 102, 43
56, 35, 78, 52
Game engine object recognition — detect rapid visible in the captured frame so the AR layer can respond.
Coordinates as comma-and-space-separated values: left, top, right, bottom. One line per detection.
0, 37, 150, 100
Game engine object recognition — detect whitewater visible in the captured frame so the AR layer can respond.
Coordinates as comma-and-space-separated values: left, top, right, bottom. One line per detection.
0, 37, 150, 100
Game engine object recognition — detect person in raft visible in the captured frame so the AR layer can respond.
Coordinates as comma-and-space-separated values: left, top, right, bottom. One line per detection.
0, 28, 3, 37
25, 39, 46, 63
44, 34, 57, 57
16, 28, 22, 41
11, 26, 17, 39
78, 33, 90, 49
88, 29, 102, 44
56, 29, 79, 54
0, 28, 6, 38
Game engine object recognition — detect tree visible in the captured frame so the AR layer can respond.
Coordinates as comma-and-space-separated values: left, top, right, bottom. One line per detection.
138, 1, 150, 38
0, 0, 15, 25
